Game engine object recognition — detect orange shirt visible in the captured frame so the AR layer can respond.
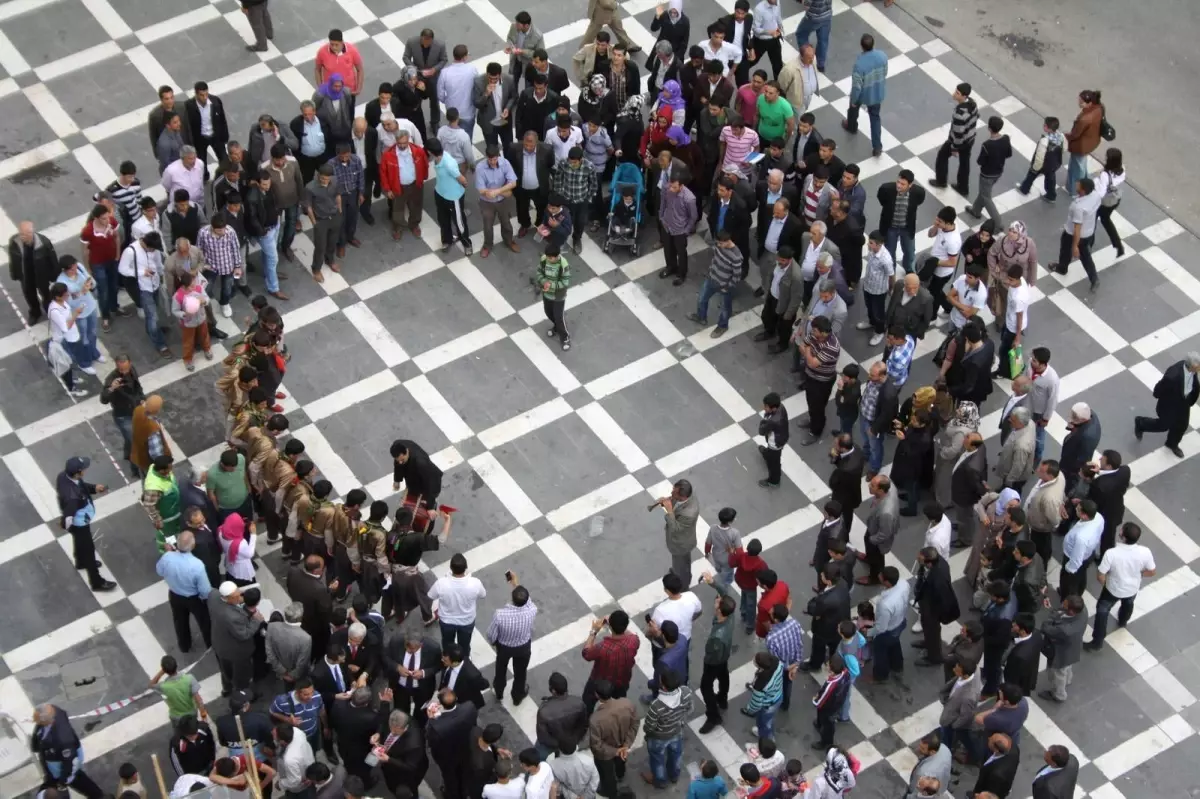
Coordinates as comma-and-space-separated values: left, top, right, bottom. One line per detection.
314, 43, 364, 94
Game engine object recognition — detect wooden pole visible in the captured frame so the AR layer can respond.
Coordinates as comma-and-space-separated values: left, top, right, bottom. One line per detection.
149, 753, 169, 799
234, 715, 263, 799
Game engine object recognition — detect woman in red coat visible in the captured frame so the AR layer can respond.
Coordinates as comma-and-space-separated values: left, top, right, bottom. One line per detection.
378, 131, 429, 240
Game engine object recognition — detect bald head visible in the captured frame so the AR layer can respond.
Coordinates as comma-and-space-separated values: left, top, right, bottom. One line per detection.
1011, 375, 1031, 396
869, 362, 887, 381
18, 220, 34, 242
33, 704, 55, 725
353, 116, 367, 135
904, 273, 920, 294
145, 395, 164, 414
175, 530, 195, 553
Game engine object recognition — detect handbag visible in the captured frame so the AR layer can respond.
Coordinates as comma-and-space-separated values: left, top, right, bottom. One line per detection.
1099, 109, 1116, 141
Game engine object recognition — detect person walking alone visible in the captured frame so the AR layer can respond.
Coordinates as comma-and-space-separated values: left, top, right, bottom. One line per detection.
842, 34, 887, 157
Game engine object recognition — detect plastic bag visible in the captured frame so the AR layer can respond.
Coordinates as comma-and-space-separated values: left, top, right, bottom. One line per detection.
1008, 344, 1024, 379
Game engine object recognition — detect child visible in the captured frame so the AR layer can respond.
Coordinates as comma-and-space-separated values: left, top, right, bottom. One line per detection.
728, 538, 767, 634
538, 192, 573, 248
748, 737, 786, 780
780, 759, 807, 799
436, 108, 475, 173
536, 244, 571, 351
483, 758, 526, 799
687, 759, 727, 799
834, 364, 861, 441
150, 655, 206, 726
610, 185, 638, 239
705, 507, 741, 586
170, 271, 211, 371
739, 763, 775, 799
117, 762, 147, 799
1018, 116, 1064, 202
836, 619, 865, 723
854, 601, 875, 663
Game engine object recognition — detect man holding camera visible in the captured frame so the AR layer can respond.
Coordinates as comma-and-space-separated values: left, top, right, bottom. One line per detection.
485, 571, 537, 705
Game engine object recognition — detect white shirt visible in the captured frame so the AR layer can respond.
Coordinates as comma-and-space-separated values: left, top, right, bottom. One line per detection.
352, 134, 367, 165
801, 240, 821, 280
48, 302, 79, 343
401, 646, 422, 688
197, 101, 214, 137
221, 532, 257, 580
697, 39, 742, 75
170, 776, 213, 799
924, 515, 952, 561
651, 592, 704, 641
548, 126, 584, 162
132, 214, 158, 243
770, 263, 788, 299
931, 228, 963, 277
445, 662, 463, 690
1098, 543, 1156, 598
276, 735, 315, 792
428, 574, 487, 624
1005, 279, 1030, 333
524, 763, 554, 799
119, 243, 164, 292
484, 778, 527, 799
1023, 478, 1046, 510
1001, 393, 1026, 426
949, 275, 987, 329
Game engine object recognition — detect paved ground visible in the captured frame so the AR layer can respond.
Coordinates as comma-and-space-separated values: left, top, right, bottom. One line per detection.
2, 0, 1200, 798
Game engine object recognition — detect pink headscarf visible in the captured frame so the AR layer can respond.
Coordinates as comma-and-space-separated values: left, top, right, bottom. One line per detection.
220, 513, 247, 562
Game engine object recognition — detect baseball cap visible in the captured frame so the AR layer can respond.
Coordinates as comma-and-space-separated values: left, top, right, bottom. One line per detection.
65, 456, 91, 474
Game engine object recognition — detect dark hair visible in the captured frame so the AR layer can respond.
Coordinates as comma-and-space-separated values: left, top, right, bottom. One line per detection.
596, 31, 610, 42
1079, 89, 1101, 104
702, 761, 719, 778
987, 115, 1004, 133
608, 609, 629, 634
956, 82, 972, 96
897, 168, 915, 183
757, 568, 777, 588
515, 10, 531, 23
548, 672, 568, 695
746, 538, 762, 556
662, 572, 684, 594
811, 316, 832, 335
512, 585, 530, 606
661, 620, 679, 644
861, 33, 875, 50
452, 44, 468, 60
740, 763, 761, 783
1078, 176, 1095, 193
450, 553, 468, 575
1032, 346, 1051, 365
1121, 522, 1142, 544
881, 565, 900, 585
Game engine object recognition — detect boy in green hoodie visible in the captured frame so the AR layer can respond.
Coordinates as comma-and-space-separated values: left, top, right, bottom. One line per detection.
536, 243, 572, 350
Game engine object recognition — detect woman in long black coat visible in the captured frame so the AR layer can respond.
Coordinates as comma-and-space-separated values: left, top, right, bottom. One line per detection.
891, 410, 936, 517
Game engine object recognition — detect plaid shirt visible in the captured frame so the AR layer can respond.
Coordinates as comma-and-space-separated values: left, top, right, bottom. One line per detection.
860, 379, 881, 423
862, 248, 894, 296
766, 617, 805, 666
886, 334, 916, 386
582, 632, 640, 688
197, 226, 243, 275
486, 600, 538, 647
329, 154, 364, 196
551, 162, 598, 204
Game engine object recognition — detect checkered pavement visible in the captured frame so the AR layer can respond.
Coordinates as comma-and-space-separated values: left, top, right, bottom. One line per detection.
2, 0, 1200, 797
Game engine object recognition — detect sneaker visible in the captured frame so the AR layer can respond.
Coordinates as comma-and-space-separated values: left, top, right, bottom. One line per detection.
546, 327, 556, 337
79, 365, 97, 375
221, 304, 232, 318
94, 354, 107, 363
855, 321, 872, 331
868, 332, 884, 346
136, 307, 145, 319
68, 388, 89, 397
561, 339, 571, 351
710, 326, 727, 338
686, 313, 706, 325
185, 361, 196, 372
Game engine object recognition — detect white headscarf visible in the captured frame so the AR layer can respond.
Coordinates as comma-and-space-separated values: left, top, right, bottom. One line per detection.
823, 748, 856, 793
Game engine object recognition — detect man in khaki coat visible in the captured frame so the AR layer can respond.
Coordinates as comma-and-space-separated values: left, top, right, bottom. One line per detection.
580, 0, 638, 52
589, 679, 639, 798
1023, 459, 1065, 570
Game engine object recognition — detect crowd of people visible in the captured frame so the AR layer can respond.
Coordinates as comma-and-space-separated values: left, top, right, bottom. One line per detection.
18, 1, 1200, 799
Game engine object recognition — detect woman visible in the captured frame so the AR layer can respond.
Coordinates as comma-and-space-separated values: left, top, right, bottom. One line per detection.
579, 74, 618, 130
47, 282, 88, 397
56, 257, 101, 375
613, 93, 646, 166
892, 410, 936, 517
639, 109, 674, 159
394, 67, 428, 144
803, 748, 857, 799
654, 79, 688, 127
79, 204, 123, 331
964, 487, 1020, 587
649, 0, 690, 61
582, 120, 614, 228
932, 378, 955, 428
744, 651, 785, 739
987, 221, 1038, 322
961, 218, 995, 273
1064, 89, 1104, 193
1094, 147, 1126, 257
313, 73, 354, 144
933, 401, 979, 508
219, 513, 256, 586
170, 271, 212, 371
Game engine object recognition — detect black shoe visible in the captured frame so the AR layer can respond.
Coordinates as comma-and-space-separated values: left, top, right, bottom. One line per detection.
1169, 445, 1185, 458
962, 206, 980, 218
211, 327, 229, 340
758, 479, 780, 488
1082, 640, 1103, 651
91, 579, 117, 592
238, 285, 252, 297
658, 268, 673, 279
767, 344, 786, 354
952, 185, 970, 196
362, 212, 375, 226
1038, 689, 1065, 703
698, 720, 720, 734
752, 331, 772, 342
672, 277, 685, 286
929, 179, 948, 189
512, 694, 525, 706
911, 641, 927, 649
950, 538, 970, 549
76, 560, 102, 570
753, 287, 764, 297
1133, 419, 1144, 441
899, 509, 918, 517
718, 696, 728, 709
1115, 244, 1125, 257
810, 742, 827, 751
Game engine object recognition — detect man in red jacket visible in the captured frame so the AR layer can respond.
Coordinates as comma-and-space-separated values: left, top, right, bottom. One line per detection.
379, 130, 428, 240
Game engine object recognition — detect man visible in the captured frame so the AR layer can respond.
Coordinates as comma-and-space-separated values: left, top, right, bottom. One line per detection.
949, 432, 988, 547
1023, 347, 1060, 465
264, 144, 305, 263
843, 34, 888, 156
1011, 539, 1046, 615
655, 479, 700, 583
1085, 522, 1156, 650
884, 277, 935, 359
996, 376, 1030, 445
298, 163, 340, 282
812, 502, 845, 582
149, 85, 192, 153
753, 245, 803, 354
550, 147, 597, 254
582, 0, 637, 51
197, 212, 243, 317
859, 362, 900, 478
1048, 177, 1103, 289
572, 31, 612, 88
1135, 352, 1200, 458
209, 581, 262, 696
869, 565, 910, 682
693, 571, 737, 732
588, 680, 639, 796
913, 547, 960, 666
858, 475, 899, 585
804, 563, 849, 671
1002, 613, 1042, 697
440, 642, 489, 710
287, 555, 336, 665
315, 29, 364, 102
98, 354, 144, 474
509, 131, 554, 237
156, 112, 186, 174
239, 0, 272, 51
994, 406, 1035, 493
156, 530, 213, 652
391, 439, 443, 507
271, 674, 332, 759
185, 82, 229, 181
1060, 499, 1103, 602
54, 456, 117, 593
1031, 746, 1079, 799
291, 100, 333, 186
1088, 449, 1132, 554
827, 433, 864, 532
332, 620, 378, 688
938, 658, 981, 757
1024, 459, 1065, 569
875, 169, 926, 274
650, 573, 704, 671
32, 704, 106, 798
640, 669, 691, 788
428, 553, 486, 656
930, 82, 978, 195
162, 143, 206, 214
7, 220, 59, 324
795, 0, 832, 71
827, 198, 865, 288
796, 315, 841, 445
778, 45, 819, 124
476, 62, 517, 151
506, 11, 545, 86
885, 324, 916, 387
1035, 595, 1088, 704
376, 707, 428, 798
708, 177, 751, 277
169, 715, 216, 777
906, 732, 951, 799
428, 689, 479, 799
756, 391, 789, 488
535, 672, 588, 757
327, 686, 384, 782
660, 176, 700, 287
582, 611, 640, 712
207, 449, 251, 523
384, 632, 443, 719
140, 454, 182, 557
274, 723, 315, 797
327, 142, 364, 258
475, 144, 520, 257
756, 196, 804, 266
972, 733, 1019, 799
265, 601, 312, 690
438, 45, 479, 138
404, 29, 448, 129
486, 572, 537, 704
1059, 403, 1101, 498
379, 130, 429, 244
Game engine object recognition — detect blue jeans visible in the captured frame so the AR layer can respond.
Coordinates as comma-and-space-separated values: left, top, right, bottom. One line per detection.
91, 261, 120, 319
1066, 153, 1088, 193
860, 416, 884, 474
1019, 168, 1057, 201
846, 103, 883, 152
140, 290, 166, 349
76, 311, 100, 365
755, 700, 781, 738
439, 620, 475, 657
885, 227, 916, 273
646, 735, 683, 786
204, 270, 235, 307
838, 677, 854, 721
696, 278, 734, 328
740, 586, 757, 629
872, 621, 906, 680
113, 413, 134, 466
278, 204, 299, 254
459, 116, 476, 140
796, 14, 831, 68
1034, 422, 1047, 464
837, 411, 858, 441
254, 226, 280, 293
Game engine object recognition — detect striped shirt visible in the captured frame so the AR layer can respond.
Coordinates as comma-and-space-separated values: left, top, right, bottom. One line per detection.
270, 691, 324, 739
803, 186, 820, 224
643, 686, 694, 738
803, 0, 833, 20
803, 332, 840, 381
719, 127, 759, 171
101, 178, 144, 225
198, 226, 243, 275
486, 600, 538, 647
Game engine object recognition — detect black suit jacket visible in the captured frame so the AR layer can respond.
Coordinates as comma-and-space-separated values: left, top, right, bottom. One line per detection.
877, 182, 927, 233
290, 114, 333, 160
973, 746, 1019, 799
829, 448, 865, 511
364, 97, 399, 132
441, 659, 488, 708
1031, 755, 1079, 799
755, 210, 804, 258
330, 698, 386, 765
507, 141, 555, 191
330, 628, 379, 682
427, 703, 479, 765
915, 558, 961, 625
1003, 632, 1042, 695
707, 195, 751, 242
286, 567, 334, 644
1087, 464, 1131, 548
310, 658, 352, 709
950, 447, 988, 507
950, 340, 996, 406
869, 379, 902, 438
758, 406, 789, 449
806, 582, 851, 640
1154, 360, 1200, 420
186, 96, 230, 145
719, 13, 755, 59
355, 127, 379, 178
383, 637, 443, 700
381, 723, 429, 794
524, 63, 571, 94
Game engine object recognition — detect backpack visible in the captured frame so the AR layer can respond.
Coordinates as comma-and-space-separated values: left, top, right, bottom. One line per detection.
1101, 171, 1124, 207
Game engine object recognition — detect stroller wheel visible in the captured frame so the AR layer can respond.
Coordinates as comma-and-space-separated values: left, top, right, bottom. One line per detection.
602, 241, 611, 253
631, 243, 639, 257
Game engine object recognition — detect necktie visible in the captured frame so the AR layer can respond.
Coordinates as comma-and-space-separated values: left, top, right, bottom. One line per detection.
351, 644, 357, 659
333, 665, 344, 692
405, 651, 416, 687
383, 733, 399, 749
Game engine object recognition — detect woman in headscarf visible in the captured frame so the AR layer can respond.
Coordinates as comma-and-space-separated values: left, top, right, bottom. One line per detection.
639, 108, 674, 159
803, 748, 857, 798
654, 79, 688, 127
986, 220, 1038, 321
932, 377, 955, 427
218, 513, 256, 586
962, 217, 996, 273
614, 93, 646, 165
933, 400, 980, 508
579, 74, 618, 131
649, 0, 690, 66
964, 486, 1021, 586
891, 409, 936, 517
393, 66, 428, 143
312, 73, 354, 144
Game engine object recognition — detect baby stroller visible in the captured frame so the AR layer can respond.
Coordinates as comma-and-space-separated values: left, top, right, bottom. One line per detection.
603, 161, 644, 255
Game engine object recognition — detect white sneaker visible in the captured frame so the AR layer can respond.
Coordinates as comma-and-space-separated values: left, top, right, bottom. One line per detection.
221, 304, 232, 318
855, 321, 872, 331
69, 388, 89, 397
936, 308, 950, 319
136, 308, 145, 319
94, 354, 106, 363
80, 365, 97, 375
869, 333, 884, 346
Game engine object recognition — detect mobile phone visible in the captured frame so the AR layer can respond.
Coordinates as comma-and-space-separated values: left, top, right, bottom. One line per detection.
504, 570, 513, 581
644, 613, 653, 624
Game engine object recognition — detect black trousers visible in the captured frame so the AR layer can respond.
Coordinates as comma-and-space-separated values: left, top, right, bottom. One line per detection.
482, 122, 514, 151
567, 201, 588, 246
661, 230, 688, 277
515, 186, 547, 229
699, 661, 730, 722
67, 524, 105, 588
543, 297, 568, 342
435, 755, 467, 799
1059, 561, 1088, 600
435, 193, 470, 248
21, 274, 52, 321
1136, 410, 1190, 448
1031, 529, 1053, 570
806, 634, 835, 671
1057, 230, 1097, 283
759, 444, 782, 486
297, 153, 323, 185
194, 134, 222, 181
760, 294, 792, 349
927, 268, 954, 314
217, 654, 253, 695
816, 709, 836, 747
169, 590, 212, 652
865, 540, 885, 582
805, 377, 836, 436
40, 769, 105, 799
934, 139, 973, 192
754, 37, 784, 77
919, 601, 943, 661
596, 756, 626, 798
493, 640, 532, 702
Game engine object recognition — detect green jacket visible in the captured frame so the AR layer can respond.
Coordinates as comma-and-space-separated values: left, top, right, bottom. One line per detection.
704, 579, 737, 665
536, 255, 571, 301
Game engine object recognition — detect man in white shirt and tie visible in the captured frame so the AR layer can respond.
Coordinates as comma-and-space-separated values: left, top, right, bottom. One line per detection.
385, 631, 441, 722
